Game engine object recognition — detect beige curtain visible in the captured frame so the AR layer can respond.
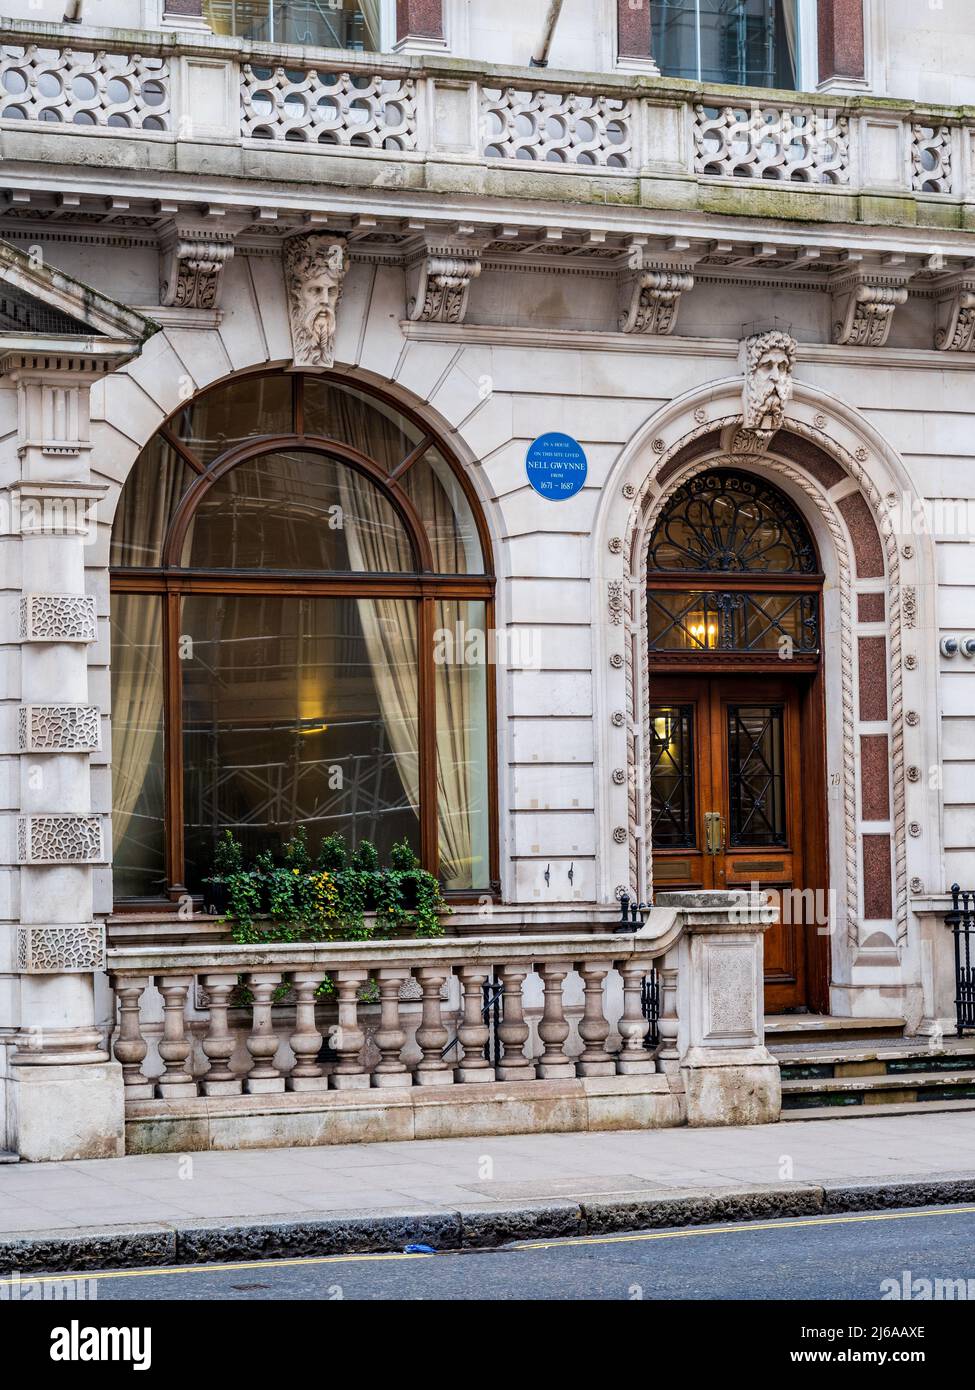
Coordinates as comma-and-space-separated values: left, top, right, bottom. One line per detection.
434, 601, 489, 889
338, 466, 421, 819
358, 0, 383, 51
111, 593, 164, 860
782, 0, 800, 86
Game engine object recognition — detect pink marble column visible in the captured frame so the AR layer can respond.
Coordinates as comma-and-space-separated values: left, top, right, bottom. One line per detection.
397, 0, 444, 44
617, 0, 651, 61
818, 0, 866, 83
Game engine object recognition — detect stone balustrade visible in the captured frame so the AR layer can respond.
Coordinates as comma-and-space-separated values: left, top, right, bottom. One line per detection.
1, 21, 972, 208
105, 893, 781, 1151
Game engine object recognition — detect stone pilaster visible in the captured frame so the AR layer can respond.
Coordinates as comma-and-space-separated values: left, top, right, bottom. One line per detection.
4, 355, 122, 1159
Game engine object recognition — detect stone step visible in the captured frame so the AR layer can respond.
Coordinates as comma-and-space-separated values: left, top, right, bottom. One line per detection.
781, 1097, 975, 1121
0, 1151, 19, 1164
778, 1044, 975, 1080
782, 1069, 975, 1110
764, 1014, 905, 1046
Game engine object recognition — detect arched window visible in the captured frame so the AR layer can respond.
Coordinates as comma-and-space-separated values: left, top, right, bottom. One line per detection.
110, 369, 495, 902
647, 469, 821, 659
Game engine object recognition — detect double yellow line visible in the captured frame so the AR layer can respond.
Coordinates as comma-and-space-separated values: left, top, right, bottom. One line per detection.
2, 1204, 972, 1286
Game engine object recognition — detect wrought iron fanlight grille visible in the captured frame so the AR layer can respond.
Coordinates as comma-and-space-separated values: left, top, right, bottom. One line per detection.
647, 470, 821, 657
647, 470, 817, 575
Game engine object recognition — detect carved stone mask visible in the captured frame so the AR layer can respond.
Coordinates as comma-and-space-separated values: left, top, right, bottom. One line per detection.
284, 235, 349, 370
743, 330, 797, 436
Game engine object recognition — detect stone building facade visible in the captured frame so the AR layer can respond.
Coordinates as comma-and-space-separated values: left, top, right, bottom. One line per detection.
1, 0, 973, 1157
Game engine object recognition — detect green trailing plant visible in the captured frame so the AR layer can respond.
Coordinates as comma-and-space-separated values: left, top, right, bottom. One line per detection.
209, 830, 448, 946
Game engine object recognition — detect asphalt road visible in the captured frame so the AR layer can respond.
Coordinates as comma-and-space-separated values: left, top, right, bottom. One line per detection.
18, 1205, 975, 1301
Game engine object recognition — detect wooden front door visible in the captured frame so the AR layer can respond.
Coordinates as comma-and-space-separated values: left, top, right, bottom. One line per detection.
649, 673, 821, 1012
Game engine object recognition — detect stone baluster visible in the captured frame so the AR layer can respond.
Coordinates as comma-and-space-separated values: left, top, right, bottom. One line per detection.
537, 962, 574, 1079
372, 968, 410, 1088
576, 962, 616, 1077
287, 970, 326, 1092
655, 948, 680, 1073
113, 975, 153, 1100
497, 965, 536, 1081
454, 965, 493, 1083
244, 972, 286, 1093
616, 961, 654, 1074
200, 974, 242, 1095
155, 974, 196, 1098
414, 966, 454, 1085
330, 969, 370, 1089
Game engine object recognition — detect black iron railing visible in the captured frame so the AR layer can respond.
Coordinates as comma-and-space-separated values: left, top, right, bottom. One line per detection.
641, 968, 660, 1050
946, 885, 975, 1035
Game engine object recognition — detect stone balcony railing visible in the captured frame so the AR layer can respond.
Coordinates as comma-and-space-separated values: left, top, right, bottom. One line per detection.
1, 20, 973, 226
103, 892, 781, 1152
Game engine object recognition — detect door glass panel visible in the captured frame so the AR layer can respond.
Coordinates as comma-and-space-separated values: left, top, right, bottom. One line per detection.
727, 704, 786, 847
649, 704, 695, 848
648, 590, 819, 653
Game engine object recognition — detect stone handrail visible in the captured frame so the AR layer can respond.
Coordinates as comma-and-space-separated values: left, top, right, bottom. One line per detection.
1, 19, 971, 208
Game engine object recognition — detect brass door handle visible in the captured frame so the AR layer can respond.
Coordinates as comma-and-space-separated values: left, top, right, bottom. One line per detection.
704, 811, 725, 855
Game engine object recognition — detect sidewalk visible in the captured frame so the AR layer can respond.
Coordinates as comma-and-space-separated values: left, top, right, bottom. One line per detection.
2, 1111, 975, 1272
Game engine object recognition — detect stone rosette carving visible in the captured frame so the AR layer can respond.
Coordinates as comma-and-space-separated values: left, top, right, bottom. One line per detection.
408, 253, 482, 324
159, 226, 236, 310
608, 580, 625, 625
19, 704, 101, 753
16, 924, 106, 974
18, 815, 105, 865
619, 268, 694, 335
20, 593, 97, 642
902, 586, 917, 628
734, 330, 797, 454
283, 233, 349, 370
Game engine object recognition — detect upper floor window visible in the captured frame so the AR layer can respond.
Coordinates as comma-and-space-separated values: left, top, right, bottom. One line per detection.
651, 0, 799, 89
203, 0, 384, 50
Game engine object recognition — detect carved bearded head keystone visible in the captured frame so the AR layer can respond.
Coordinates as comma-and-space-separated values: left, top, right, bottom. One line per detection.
740, 330, 798, 447
284, 234, 349, 370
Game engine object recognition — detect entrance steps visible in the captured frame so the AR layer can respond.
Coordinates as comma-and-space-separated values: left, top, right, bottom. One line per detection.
766, 1016, 975, 1118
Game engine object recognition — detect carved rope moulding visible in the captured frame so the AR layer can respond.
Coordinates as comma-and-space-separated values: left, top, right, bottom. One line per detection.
20, 594, 97, 642
18, 815, 104, 864
16, 924, 106, 973
19, 704, 101, 752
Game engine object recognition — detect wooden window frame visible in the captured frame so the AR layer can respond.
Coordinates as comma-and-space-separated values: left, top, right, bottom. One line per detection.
110, 368, 499, 906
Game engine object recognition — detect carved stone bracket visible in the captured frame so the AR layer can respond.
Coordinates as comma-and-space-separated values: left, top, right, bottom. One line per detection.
20, 593, 97, 642
831, 270, 910, 347
18, 814, 105, 864
16, 924, 106, 973
935, 273, 975, 352
159, 222, 237, 309
618, 268, 694, 335
407, 251, 482, 324
19, 704, 101, 753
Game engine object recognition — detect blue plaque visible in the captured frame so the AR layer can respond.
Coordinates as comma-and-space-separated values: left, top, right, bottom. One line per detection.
526, 432, 588, 501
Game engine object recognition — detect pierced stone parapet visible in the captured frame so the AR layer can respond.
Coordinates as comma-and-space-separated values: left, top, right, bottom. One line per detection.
20, 593, 97, 642
911, 124, 952, 193
16, 923, 106, 973
0, 45, 171, 129
241, 65, 417, 148
18, 814, 105, 864
482, 87, 632, 167
693, 103, 849, 184
19, 704, 101, 753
